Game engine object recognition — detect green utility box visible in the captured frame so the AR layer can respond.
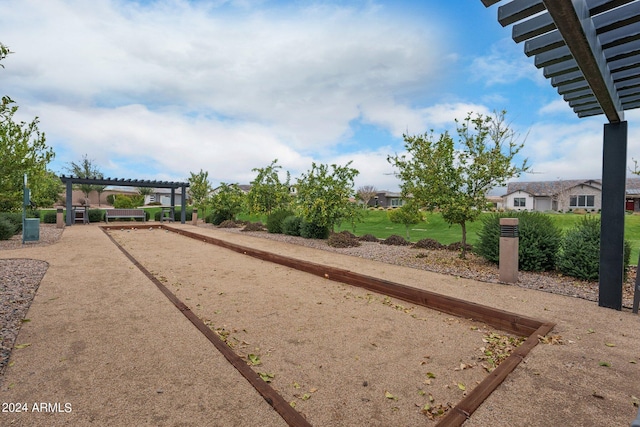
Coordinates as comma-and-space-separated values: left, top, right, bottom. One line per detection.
23, 218, 40, 242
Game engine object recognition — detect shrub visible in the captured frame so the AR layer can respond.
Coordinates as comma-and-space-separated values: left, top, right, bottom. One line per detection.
206, 210, 233, 225
113, 195, 135, 209
0, 218, 17, 240
43, 211, 57, 224
88, 209, 104, 223
327, 231, 361, 248
299, 220, 330, 239
281, 215, 302, 236
218, 220, 238, 228
556, 216, 600, 281
266, 209, 295, 234
381, 234, 410, 246
0, 212, 22, 233
475, 212, 561, 272
242, 222, 265, 232
413, 238, 444, 250
358, 233, 379, 242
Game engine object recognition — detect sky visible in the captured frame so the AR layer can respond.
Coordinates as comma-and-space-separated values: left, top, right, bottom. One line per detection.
2, 0, 640, 193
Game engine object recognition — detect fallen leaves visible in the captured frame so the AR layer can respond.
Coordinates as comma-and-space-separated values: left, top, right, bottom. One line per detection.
247, 353, 261, 366
258, 372, 274, 382
480, 332, 525, 372
538, 334, 565, 345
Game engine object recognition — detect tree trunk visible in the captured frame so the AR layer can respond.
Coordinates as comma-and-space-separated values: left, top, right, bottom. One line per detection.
460, 221, 467, 259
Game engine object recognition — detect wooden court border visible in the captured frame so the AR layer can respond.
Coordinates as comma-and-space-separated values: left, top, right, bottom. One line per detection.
103, 224, 555, 426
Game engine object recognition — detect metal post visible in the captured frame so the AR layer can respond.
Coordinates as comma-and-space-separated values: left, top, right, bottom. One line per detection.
65, 180, 73, 226
599, 121, 627, 310
633, 251, 640, 314
180, 185, 187, 224
499, 218, 519, 284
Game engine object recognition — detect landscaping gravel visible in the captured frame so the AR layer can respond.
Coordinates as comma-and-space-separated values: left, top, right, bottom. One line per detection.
210, 224, 636, 309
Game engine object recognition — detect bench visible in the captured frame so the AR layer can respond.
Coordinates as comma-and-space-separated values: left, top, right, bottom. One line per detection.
105, 209, 146, 223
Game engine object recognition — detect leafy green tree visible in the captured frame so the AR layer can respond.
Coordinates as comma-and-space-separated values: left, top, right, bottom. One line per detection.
388, 111, 528, 257
65, 154, 103, 201
1, 44, 58, 211
0, 96, 56, 211
208, 183, 245, 222
247, 159, 291, 215
188, 170, 212, 216
30, 170, 64, 209
387, 202, 425, 239
295, 161, 361, 232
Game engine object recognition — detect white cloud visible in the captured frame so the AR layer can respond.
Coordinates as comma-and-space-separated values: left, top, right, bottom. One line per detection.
469, 38, 544, 87
2, 0, 457, 188
361, 101, 491, 137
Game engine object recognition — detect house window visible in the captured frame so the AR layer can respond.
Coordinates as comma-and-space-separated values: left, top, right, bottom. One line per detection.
390, 198, 403, 207
570, 195, 595, 208
514, 197, 526, 207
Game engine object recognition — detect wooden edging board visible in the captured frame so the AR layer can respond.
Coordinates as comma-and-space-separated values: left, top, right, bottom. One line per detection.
102, 224, 555, 426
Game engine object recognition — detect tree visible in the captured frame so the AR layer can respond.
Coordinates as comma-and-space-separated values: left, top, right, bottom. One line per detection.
188, 170, 212, 216
357, 185, 377, 206
247, 159, 291, 215
0, 44, 58, 211
0, 43, 11, 67
208, 183, 245, 223
0, 96, 56, 211
295, 161, 361, 232
387, 202, 425, 239
388, 111, 528, 257
65, 154, 103, 203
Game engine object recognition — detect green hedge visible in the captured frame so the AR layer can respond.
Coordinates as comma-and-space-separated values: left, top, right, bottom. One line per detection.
155, 208, 193, 222
88, 209, 104, 223
0, 212, 22, 234
43, 211, 58, 224
281, 215, 302, 236
0, 218, 17, 240
300, 220, 329, 239
266, 209, 295, 234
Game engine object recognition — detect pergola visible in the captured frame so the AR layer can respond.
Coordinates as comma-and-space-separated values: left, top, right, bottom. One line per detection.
59, 175, 190, 226
481, 0, 640, 310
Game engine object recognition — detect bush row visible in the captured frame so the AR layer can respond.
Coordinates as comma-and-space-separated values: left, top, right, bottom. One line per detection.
265, 210, 329, 239
475, 213, 630, 281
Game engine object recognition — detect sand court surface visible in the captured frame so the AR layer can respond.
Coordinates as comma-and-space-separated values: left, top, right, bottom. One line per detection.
0, 222, 638, 426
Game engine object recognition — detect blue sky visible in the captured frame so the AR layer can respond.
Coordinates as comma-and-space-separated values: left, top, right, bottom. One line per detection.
3, 0, 639, 192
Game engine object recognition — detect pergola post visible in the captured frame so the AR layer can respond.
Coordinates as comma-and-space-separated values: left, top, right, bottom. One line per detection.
65, 180, 73, 226
599, 121, 627, 310
180, 184, 187, 224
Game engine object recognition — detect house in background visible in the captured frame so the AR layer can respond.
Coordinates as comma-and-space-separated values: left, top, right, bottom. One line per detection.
366, 191, 406, 208
503, 178, 640, 212
144, 188, 186, 206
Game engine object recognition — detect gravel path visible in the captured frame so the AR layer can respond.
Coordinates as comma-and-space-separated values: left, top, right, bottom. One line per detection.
0, 225, 61, 382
